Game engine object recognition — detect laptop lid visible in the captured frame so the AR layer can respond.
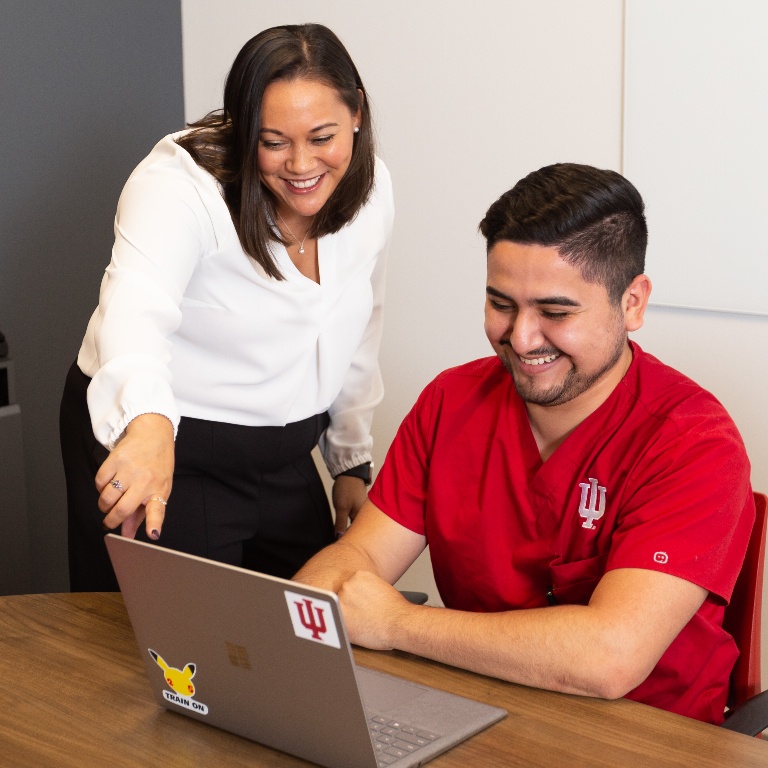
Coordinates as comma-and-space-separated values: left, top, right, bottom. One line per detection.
106, 535, 505, 768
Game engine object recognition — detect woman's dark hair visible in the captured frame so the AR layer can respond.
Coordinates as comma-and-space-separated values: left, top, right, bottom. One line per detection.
479, 163, 648, 304
176, 23, 376, 279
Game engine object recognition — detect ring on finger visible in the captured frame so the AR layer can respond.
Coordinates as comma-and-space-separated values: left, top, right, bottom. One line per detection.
147, 495, 167, 506
111, 479, 124, 491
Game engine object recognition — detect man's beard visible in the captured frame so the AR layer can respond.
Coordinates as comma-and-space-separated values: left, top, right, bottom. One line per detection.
500, 334, 626, 407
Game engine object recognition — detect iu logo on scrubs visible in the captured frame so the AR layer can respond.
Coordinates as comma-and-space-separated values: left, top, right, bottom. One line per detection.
578, 477, 606, 529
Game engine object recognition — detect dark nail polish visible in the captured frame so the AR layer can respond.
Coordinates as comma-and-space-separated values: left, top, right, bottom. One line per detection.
150, 529, 161, 541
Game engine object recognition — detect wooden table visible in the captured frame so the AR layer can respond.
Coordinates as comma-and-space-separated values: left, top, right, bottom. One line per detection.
1, 593, 767, 767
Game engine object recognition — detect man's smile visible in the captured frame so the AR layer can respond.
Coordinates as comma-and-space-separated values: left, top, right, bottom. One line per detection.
519, 352, 561, 367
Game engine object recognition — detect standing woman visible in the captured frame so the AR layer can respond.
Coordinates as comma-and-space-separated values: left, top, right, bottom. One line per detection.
61, 24, 393, 591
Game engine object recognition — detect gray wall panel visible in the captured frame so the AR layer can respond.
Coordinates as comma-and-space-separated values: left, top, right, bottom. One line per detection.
0, 0, 184, 591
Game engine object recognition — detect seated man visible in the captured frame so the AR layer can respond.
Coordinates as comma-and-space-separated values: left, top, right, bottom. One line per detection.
294, 163, 754, 724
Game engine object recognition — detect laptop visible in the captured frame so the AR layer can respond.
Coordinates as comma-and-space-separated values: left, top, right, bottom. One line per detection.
106, 535, 506, 768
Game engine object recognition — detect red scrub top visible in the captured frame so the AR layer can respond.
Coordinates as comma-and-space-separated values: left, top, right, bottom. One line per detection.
370, 343, 754, 723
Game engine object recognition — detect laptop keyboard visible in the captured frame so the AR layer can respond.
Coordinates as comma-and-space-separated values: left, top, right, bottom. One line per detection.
369, 716, 440, 766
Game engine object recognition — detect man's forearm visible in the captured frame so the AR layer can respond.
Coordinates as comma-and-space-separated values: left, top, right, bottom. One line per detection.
339, 567, 707, 701
293, 501, 428, 592
336, 570, 632, 697
293, 537, 376, 593
380, 600, 636, 698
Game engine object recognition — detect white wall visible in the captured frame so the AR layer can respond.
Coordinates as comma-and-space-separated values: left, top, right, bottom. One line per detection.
180, 1, 768, 669
624, 0, 768, 315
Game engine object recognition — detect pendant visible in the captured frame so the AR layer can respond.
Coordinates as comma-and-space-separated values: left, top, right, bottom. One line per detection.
299, 245, 305, 254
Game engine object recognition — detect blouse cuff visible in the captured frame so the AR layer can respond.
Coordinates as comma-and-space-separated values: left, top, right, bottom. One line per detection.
107, 409, 178, 451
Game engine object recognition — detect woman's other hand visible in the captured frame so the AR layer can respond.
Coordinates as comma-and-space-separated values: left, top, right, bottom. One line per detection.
95, 413, 175, 541
331, 474, 368, 538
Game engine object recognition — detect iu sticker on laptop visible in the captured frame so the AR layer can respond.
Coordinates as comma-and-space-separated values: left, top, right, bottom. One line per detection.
284, 590, 341, 649
149, 649, 209, 715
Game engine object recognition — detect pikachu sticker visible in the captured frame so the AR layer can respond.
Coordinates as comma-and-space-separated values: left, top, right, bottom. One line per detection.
149, 649, 209, 714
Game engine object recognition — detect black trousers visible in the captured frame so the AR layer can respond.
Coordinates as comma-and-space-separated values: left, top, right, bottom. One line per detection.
60, 362, 334, 592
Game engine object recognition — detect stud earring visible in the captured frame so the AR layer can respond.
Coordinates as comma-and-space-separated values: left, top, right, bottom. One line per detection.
353, 126, 359, 133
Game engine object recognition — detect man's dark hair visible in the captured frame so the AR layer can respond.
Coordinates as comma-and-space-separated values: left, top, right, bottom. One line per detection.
176, 23, 375, 280
478, 164, 648, 303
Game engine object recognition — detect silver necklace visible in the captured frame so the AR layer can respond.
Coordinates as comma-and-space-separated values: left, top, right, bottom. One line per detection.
277, 212, 315, 255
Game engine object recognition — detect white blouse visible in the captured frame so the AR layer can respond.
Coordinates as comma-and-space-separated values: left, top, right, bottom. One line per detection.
77, 133, 393, 477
